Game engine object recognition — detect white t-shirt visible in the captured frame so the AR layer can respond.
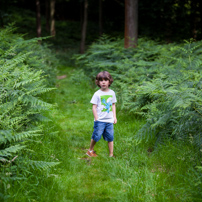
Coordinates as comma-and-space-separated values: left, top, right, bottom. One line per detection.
90, 89, 117, 123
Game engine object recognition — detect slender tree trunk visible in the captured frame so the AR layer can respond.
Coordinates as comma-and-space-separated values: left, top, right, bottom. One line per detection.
45, 0, 50, 32
50, 0, 56, 37
0, 10, 4, 28
191, 0, 198, 39
99, 0, 103, 36
80, 1, 83, 28
80, 0, 88, 54
36, 0, 41, 38
165, 21, 172, 43
199, 2, 202, 40
124, 0, 138, 48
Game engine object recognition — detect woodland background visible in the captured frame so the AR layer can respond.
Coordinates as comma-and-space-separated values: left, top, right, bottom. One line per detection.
2, 0, 202, 49
1, 0, 202, 201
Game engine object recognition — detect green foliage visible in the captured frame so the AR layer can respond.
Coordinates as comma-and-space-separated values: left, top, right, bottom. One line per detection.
73, 36, 202, 201
0, 24, 58, 85
0, 26, 59, 200
21, 66, 201, 202
74, 36, 202, 148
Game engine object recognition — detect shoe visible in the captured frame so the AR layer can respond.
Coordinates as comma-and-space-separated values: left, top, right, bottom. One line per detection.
86, 150, 98, 157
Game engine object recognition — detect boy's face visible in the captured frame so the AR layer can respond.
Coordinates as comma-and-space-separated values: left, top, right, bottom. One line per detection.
99, 79, 110, 91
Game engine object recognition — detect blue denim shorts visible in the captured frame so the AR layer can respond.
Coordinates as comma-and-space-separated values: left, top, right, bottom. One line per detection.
92, 121, 114, 142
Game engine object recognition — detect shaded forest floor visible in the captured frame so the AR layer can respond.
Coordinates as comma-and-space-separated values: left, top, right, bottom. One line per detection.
39, 65, 198, 202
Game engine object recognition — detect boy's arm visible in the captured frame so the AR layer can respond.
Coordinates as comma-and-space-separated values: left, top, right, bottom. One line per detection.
92, 104, 98, 121
112, 103, 117, 124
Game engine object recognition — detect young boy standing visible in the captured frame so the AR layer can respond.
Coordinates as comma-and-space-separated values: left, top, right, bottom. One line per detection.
86, 71, 117, 157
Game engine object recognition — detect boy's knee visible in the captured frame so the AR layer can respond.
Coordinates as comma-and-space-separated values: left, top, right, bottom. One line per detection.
92, 133, 102, 142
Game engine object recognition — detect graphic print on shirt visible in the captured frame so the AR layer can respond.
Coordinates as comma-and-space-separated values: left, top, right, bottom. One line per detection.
101, 95, 113, 113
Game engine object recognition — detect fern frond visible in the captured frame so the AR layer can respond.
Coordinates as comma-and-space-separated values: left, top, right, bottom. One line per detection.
0, 145, 26, 156
151, 112, 171, 129
15, 130, 42, 142
0, 100, 17, 115
27, 87, 56, 96
3, 52, 32, 69
33, 114, 52, 122
19, 95, 53, 108
1, 45, 17, 57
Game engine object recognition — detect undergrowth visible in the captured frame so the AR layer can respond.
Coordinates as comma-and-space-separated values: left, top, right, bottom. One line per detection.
3, 60, 202, 202
74, 35, 202, 148
73, 35, 202, 200
1, 26, 202, 201
24, 66, 202, 202
0, 25, 60, 201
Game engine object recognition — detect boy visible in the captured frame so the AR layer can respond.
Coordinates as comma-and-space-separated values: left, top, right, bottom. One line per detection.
86, 71, 117, 157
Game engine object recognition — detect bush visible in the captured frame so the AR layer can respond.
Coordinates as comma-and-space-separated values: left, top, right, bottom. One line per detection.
74, 36, 202, 148
74, 35, 202, 201
0, 25, 59, 200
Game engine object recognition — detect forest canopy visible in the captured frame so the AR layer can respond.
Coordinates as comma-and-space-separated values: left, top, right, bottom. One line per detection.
1, 0, 202, 48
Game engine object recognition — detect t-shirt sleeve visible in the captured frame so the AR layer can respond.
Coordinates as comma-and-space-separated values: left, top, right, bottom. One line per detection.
112, 91, 117, 103
90, 93, 98, 104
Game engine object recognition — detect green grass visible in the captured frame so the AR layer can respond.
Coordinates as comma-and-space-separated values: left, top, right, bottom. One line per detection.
46, 67, 150, 202
6, 65, 202, 202
42, 66, 202, 201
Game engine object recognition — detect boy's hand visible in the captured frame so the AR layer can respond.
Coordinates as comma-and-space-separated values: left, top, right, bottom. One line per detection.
114, 118, 117, 124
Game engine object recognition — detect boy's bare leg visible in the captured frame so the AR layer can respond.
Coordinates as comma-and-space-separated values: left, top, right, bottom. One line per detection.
89, 139, 96, 151
108, 141, 113, 156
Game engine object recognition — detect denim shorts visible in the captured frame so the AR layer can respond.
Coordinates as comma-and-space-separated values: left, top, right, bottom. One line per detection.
92, 121, 114, 142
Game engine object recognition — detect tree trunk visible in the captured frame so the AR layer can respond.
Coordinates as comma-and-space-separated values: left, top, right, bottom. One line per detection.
45, 0, 50, 32
99, 0, 103, 36
165, 21, 172, 43
199, 1, 202, 40
80, 0, 88, 54
36, 0, 41, 38
124, 0, 138, 48
0, 10, 4, 28
50, 0, 56, 37
191, 0, 198, 39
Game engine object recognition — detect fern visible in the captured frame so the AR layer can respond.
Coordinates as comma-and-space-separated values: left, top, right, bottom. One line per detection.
0, 129, 42, 144
74, 35, 202, 149
0, 25, 59, 199
0, 145, 26, 156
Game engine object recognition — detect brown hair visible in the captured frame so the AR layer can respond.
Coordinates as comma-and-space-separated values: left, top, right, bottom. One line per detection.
95, 71, 113, 87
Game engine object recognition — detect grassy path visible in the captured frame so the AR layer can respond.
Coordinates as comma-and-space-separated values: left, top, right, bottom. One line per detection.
44, 66, 188, 202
